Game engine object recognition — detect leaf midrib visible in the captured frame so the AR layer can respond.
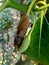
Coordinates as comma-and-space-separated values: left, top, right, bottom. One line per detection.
38, 10, 44, 60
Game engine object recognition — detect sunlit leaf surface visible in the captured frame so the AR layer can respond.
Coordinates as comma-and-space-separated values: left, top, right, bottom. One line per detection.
25, 17, 49, 65
19, 15, 49, 65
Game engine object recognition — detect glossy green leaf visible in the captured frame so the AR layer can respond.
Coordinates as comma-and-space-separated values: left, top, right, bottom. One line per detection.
24, 17, 49, 65
46, 8, 49, 22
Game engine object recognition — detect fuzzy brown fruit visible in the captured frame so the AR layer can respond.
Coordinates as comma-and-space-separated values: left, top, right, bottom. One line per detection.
14, 15, 29, 48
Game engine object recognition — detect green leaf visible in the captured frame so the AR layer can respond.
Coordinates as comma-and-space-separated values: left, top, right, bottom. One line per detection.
45, 8, 49, 22
46, 0, 49, 3
24, 17, 49, 65
46, 0, 49, 22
